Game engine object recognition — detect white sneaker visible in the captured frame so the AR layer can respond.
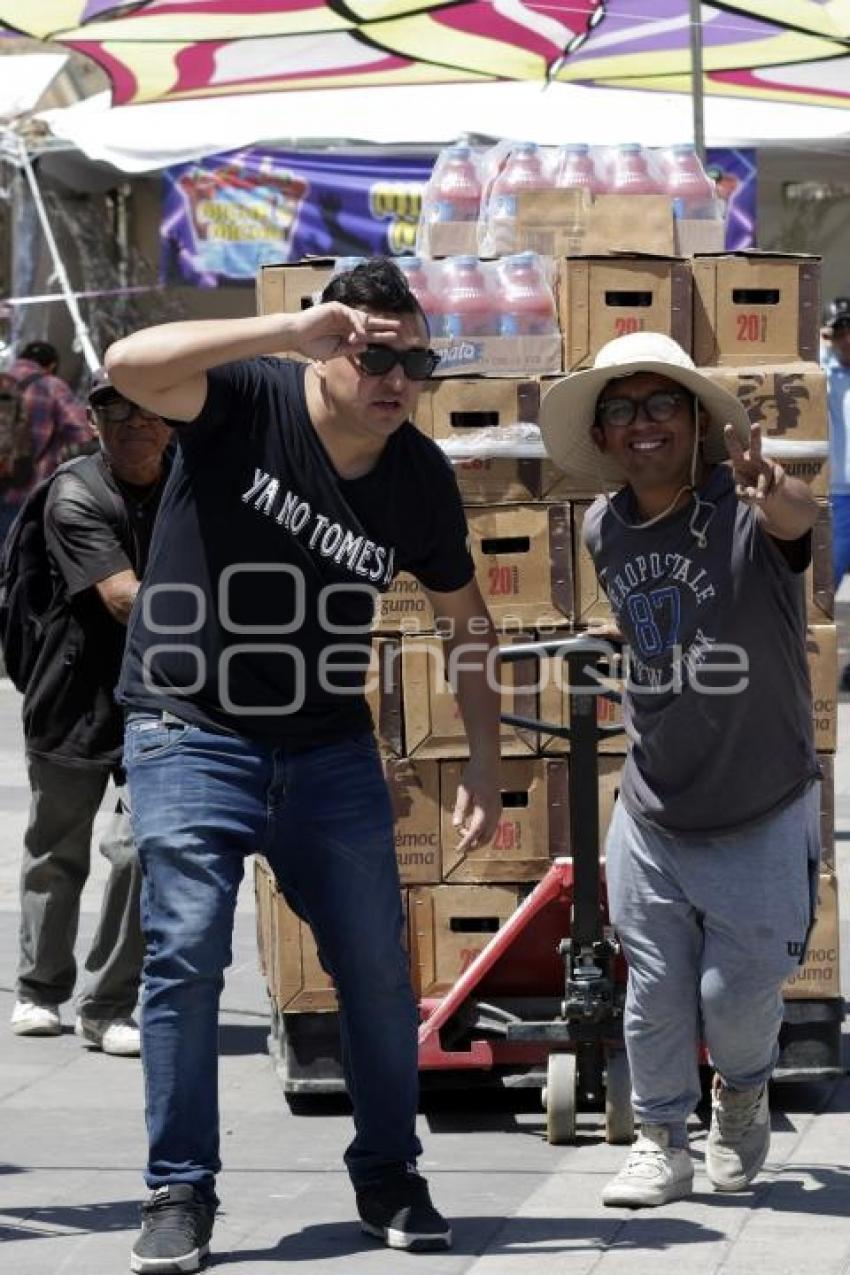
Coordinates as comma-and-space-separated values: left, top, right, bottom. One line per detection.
75, 1015, 141, 1057
602, 1125, 694, 1208
706, 1075, 770, 1191
11, 999, 61, 1037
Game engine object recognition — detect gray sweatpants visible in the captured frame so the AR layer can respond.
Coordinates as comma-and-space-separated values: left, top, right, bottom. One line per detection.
606, 783, 820, 1129
17, 754, 143, 1019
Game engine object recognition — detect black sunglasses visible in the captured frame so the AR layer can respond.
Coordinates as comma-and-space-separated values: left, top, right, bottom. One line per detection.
596, 390, 688, 429
355, 344, 440, 382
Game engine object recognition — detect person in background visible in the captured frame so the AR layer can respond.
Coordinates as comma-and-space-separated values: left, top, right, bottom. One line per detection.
10, 373, 172, 1056
1, 340, 95, 542
105, 257, 502, 1273
821, 299, 850, 689
541, 332, 820, 1209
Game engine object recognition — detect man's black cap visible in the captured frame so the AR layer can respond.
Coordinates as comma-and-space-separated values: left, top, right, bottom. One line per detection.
88, 368, 120, 406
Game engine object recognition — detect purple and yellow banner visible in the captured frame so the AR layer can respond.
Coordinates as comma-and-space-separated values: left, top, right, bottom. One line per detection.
161, 148, 431, 288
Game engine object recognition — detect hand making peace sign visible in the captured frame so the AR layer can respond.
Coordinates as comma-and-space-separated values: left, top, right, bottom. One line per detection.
724, 421, 785, 506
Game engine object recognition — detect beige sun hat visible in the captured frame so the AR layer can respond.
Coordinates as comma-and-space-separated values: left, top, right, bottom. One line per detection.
539, 332, 752, 490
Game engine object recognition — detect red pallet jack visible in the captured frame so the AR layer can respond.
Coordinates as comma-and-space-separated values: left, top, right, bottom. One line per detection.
417, 635, 634, 1145
266, 637, 843, 1124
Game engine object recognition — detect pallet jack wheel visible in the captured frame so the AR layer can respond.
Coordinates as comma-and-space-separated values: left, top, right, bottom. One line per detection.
604, 1047, 634, 1145
544, 1052, 578, 1145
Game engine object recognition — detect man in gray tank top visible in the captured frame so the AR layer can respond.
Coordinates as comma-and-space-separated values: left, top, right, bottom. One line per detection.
540, 332, 821, 1208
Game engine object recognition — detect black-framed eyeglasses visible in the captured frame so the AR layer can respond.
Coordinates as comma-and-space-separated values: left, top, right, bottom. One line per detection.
94, 397, 162, 425
355, 344, 440, 382
596, 390, 688, 430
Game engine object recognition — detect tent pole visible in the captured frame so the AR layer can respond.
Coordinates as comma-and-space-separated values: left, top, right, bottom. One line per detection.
14, 134, 100, 372
688, 0, 706, 160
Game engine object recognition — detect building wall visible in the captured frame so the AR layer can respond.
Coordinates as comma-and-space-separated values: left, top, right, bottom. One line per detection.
757, 147, 850, 306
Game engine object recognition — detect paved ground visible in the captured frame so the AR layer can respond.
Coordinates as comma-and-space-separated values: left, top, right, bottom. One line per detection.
1, 600, 850, 1274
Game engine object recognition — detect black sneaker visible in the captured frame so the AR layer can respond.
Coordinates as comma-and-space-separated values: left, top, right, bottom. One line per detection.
356, 1167, 451, 1251
130, 1184, 217, 1273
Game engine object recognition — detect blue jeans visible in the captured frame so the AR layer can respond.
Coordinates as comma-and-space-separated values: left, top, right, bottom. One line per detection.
832, 491, 850, 586
125, 713, 421, 1196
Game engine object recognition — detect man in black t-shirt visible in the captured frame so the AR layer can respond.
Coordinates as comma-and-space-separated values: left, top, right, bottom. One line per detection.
106, 259, 502, 1271
11, 374, 172, 1057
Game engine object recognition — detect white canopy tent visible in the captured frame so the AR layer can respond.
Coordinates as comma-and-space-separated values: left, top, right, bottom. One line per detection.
37, 80, 850, 174
0, 53, 69, 123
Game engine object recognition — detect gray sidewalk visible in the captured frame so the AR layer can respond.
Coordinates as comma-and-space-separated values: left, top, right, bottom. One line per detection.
1, 675, 850, 1273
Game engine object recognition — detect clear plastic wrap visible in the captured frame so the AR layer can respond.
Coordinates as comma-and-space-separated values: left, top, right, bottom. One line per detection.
434, 424, 829, 464
417, 140, 725, 260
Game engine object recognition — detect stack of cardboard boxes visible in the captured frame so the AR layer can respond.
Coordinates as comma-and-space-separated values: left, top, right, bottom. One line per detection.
253, 247, 839, 1027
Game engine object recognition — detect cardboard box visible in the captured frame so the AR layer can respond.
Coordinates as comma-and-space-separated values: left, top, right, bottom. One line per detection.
431, 334, 563, 379
783, 872, 840, 1000
268, 880, 410, 1013
777, 451, 829, 499
693, 253, 821, 366
467, 503, 573, 629
402, 632, 540, 759
257, 258, 335, 323
509, 191, 725, 259
428, 377, 544, 441
254, 856, 275, 982
425, 377, 546, 503
374, 572, 433, 635
699, 363, 827, 444
366, 636, 403, 755
417, 221, 479, 258
541, 462, 608, 502
807, 624, 837, 753
386, 758, 441, 885
440, 757, 569, 883
806, 502, 834, 625
269, 889, 338, 1013
409, 883, 525, 998
571, 501, 613, 627
819, 754, 834, 874
452, 455, 546, 505
558, 255, 693, 372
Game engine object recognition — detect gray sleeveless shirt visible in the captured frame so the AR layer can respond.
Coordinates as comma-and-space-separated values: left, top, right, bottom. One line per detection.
583, 465, 819, 833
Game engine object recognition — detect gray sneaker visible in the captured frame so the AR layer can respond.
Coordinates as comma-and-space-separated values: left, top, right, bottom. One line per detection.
602, 1125, 694, 1208
706, 1074, 770, 1191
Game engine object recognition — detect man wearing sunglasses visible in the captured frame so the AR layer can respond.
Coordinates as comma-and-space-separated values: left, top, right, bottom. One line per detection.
10, 373, 172, 1057
103, 258, 502, 1271
541, 332, 820, 1209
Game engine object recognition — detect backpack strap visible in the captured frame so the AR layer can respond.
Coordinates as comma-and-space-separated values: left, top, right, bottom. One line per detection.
65, 455, 136, 568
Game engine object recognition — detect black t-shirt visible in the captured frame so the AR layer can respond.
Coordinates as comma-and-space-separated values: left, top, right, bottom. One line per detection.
24, 452, 168, 767
118, 357, 474, 744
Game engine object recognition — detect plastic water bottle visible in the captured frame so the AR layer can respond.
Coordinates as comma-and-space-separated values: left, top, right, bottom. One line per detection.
429, 146, 482, 223
489, 143, 551, 220
609, 143, 661, 195
498, 253, 558, 337
397, 256, 444, 337
442, 257, 494, 339
664, 143, 718, 220
555, 143, 600, 195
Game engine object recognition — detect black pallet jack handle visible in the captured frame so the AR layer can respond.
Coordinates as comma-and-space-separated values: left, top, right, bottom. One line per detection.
498, 636, 627, 1035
